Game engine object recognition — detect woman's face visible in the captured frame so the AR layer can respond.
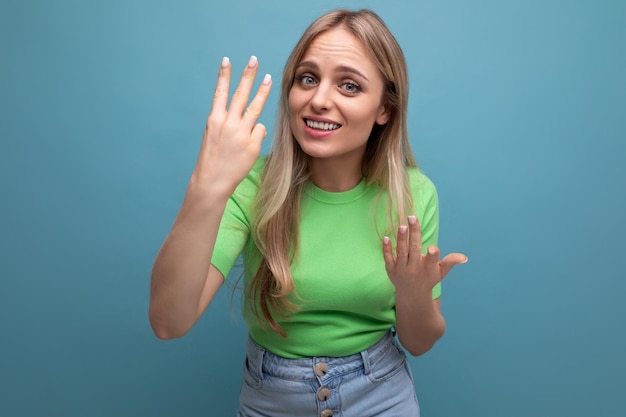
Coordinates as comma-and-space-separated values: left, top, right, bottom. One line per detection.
288, 27, 389, 166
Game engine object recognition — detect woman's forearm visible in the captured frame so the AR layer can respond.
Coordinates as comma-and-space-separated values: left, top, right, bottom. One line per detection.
394, 286, 446, 356
149, 177, 236, 339
149, 181, 229, 339
149, 56, 273, 339
383, 216, 465, 356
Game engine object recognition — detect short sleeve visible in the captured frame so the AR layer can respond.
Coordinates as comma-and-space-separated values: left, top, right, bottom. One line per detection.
409, 170, 441, 299
210, 159, 264, 279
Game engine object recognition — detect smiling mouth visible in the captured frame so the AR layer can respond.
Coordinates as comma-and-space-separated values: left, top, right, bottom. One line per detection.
304, 118, 342, 131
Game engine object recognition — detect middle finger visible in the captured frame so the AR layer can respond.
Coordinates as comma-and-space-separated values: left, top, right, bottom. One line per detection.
395, 224, 409, 263
407, 215, 423, 259
227, 55, 259, 118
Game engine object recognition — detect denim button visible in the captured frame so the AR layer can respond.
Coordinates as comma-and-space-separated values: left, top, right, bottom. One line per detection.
321, 409, 333, 417
314, 362, 328, 376
317, 387, 331, 401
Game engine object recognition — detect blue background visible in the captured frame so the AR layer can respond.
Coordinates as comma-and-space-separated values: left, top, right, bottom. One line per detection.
1, 0, 625, 416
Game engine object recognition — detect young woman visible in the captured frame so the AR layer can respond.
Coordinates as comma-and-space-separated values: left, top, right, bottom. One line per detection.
150, 8, 466, 417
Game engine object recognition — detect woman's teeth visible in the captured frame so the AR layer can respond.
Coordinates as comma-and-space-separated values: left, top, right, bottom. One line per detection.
305, 119, 340, 131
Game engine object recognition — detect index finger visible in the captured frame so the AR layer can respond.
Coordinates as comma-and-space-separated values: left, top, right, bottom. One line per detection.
211, 57, 232, 116
242, 73, 273, 128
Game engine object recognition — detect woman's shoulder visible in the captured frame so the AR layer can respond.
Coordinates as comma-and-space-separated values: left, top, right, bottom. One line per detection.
230, 156, 267, 201
407, 167, 437, 194
250, 155, 268, 179
404, 167, 439, 221
238, 156, 267, 187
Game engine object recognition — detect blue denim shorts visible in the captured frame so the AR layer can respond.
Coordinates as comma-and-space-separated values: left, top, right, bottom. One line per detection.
237, 331, 420, 417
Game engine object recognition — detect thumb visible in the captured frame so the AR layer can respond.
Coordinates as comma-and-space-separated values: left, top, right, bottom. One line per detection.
439, 253, 468, 279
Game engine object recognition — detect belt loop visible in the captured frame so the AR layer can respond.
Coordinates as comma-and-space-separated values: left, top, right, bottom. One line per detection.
247, 335, 266, 381
256, 341, 265, 381
361, 347, 372, 375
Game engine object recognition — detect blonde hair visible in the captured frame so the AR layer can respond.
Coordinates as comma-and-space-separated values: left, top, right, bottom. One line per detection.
248, 9, 417, 336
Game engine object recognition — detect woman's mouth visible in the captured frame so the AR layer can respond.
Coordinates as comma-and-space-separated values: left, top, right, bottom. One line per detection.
304, 118, 341, 131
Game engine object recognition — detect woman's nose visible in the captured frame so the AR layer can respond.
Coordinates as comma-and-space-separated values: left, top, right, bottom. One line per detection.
310, 83, 333, 111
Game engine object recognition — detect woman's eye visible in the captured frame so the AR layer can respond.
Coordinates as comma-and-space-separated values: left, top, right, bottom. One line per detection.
297, 75, 316, 85
342, 82, 361, 93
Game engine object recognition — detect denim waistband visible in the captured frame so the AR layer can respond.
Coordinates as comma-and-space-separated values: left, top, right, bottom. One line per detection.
245, 330, 397, 381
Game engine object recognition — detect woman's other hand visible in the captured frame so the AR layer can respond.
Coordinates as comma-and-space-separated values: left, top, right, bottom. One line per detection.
382, 215, 467, 297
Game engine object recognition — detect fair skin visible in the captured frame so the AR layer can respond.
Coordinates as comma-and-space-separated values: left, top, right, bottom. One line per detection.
384, 217, 467, 355
149, 56, 271, 339
150, 29, 466, 355
288, 27, 389, 191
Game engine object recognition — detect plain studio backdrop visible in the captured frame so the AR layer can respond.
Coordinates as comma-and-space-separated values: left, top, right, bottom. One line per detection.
1, 0, 624, 416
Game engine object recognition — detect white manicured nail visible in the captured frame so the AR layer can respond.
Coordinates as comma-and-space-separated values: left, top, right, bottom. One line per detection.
248, 55, 258, 68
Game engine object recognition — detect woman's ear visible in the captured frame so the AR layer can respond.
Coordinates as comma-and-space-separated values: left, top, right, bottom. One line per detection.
376, 104, 391, 125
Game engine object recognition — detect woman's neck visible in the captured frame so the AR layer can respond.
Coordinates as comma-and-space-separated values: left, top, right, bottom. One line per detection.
308, 158, 363, 192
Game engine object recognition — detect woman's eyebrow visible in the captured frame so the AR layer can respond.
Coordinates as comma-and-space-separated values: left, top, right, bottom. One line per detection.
297, 61, 369, 81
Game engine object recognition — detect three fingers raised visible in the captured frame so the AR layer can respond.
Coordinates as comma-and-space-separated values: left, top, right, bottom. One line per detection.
211, 56, 272, 127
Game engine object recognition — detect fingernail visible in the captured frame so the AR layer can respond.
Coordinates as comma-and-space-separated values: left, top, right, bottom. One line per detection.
248, 55, 258, 68
462, 257, 469, 263
262, 73, 271, 85
428, 247, 436, 255
399, 225, 407, 234
383, 236, 390, 245
408, 216, 416, 225
221, 57, 230, 68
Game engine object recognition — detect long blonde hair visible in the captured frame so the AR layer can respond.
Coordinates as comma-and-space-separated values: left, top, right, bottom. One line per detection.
248, 9, 417, 336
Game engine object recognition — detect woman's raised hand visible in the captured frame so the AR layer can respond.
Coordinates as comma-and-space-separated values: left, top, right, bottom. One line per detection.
149, 56, 273, 339
191, 56, 272, 197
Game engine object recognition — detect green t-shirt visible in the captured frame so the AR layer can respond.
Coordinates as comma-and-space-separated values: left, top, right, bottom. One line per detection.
211, 158, 440, 358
